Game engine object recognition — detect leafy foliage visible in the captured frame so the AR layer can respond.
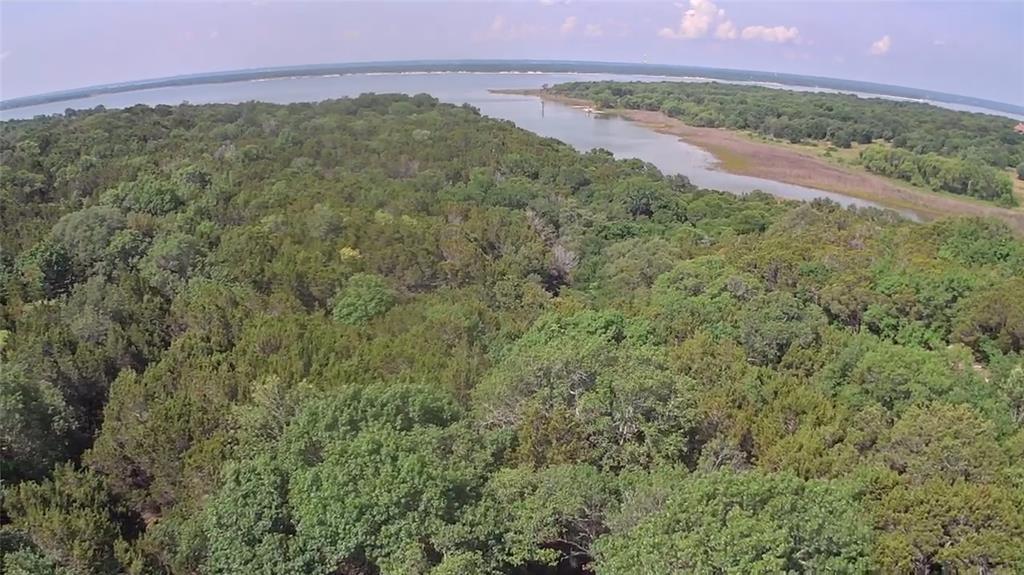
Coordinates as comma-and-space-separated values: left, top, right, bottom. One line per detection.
2, 95, 1022, 574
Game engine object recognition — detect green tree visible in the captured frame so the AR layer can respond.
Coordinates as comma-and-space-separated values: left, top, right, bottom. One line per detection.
100, 174, 183, 216
51, 206, 125, 275
3, 465, 131, 575
331, 273, 397, 325
448, 465, 618, 571
880, 402, 1005, 484
15, 239, 74, 299
871, 479, 1024, 573
138, 233, 202, 295
473, 311, 697, 468
288, 424, 487, 573
0, 359, 74, 481
953, 278, 1024, 359
739, 292, 826, 366
201, 457, 315, 574
595, 470, 872, 574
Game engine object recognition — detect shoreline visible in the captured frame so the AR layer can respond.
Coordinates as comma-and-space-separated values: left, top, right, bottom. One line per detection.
6, 60, 1021, 117
495, 89, 1024, 233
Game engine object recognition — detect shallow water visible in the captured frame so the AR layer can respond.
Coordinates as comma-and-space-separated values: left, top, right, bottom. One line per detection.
3, 72, 906, 213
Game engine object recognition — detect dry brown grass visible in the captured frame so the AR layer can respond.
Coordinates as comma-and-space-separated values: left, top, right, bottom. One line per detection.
494, 89, 1024, 234
620, 109, 1024, 231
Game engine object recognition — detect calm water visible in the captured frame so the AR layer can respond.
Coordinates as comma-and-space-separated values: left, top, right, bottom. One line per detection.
3, 72, 903, 213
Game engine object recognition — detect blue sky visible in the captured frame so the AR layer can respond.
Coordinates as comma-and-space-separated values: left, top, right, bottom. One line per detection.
2, 1, 1022, 104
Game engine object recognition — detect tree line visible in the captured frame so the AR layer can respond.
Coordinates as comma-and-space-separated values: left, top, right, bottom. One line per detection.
550, 81, 1022, 206
859, 144, 1016, 205
1, 95, 1023, 574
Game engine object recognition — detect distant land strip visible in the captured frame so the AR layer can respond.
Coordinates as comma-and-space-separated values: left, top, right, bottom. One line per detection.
3, 59, 1023, 116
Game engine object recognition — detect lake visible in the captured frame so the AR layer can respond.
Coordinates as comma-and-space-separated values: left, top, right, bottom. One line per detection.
2, 72, 900, 212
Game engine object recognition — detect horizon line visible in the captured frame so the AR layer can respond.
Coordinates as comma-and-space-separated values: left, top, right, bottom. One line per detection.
3, 59, 1022, 116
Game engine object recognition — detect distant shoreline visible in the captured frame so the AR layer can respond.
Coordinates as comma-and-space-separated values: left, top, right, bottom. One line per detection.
3, 59, 1022, 118
496, 88, 1024, 233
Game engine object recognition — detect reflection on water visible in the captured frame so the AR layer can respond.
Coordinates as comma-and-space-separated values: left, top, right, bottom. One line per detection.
4, 72, 909, 215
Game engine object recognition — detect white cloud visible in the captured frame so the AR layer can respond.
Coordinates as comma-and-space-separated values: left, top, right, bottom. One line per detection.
870, 34, 892, 55
560, 16, 607, 38
0, 51, 11, 62
479, 15, 539, 41
741, 25, 800, 44
715, 20, 737, 40
660, 0, 799, 44
659, 0, 729, 39
560, 16, 577, 36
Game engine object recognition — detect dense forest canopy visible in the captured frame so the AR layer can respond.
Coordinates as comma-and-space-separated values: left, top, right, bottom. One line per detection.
550, 81, 1023, 206
1, 95, 1023, 574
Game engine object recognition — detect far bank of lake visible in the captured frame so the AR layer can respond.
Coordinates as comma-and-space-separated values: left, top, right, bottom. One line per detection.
498, 89, 1024, 233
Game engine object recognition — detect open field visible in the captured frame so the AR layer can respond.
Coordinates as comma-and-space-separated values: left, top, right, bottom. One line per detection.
498, 89, 1024, 234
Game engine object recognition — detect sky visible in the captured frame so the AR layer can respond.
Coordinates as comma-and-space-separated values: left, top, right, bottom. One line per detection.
1, 0, 1022, 105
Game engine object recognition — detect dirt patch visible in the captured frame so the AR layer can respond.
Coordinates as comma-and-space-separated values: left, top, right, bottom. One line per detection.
494, 89, 1024, 234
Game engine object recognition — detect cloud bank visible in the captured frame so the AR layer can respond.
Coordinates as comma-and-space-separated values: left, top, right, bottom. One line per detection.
659, 0, 801, 44
658, 0, 726, 39
741, 25, 800, 44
